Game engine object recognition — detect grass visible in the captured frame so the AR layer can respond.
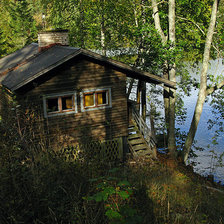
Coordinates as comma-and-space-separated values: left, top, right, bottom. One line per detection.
125, 155, 224, 224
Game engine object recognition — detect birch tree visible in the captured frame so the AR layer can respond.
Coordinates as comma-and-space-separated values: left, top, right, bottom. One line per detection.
183, 0, 222, 163
151, 0, 223, 162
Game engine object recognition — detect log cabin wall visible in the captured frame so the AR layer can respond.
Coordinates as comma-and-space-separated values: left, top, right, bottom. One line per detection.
16, 57, 128, 147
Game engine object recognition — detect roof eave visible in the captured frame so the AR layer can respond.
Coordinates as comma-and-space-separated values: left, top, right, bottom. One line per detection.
80, 49, 176, 89
9, 47, 176, 92
10, 48, 83, 92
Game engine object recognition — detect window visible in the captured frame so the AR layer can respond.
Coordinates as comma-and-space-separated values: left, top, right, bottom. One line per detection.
84, 93, 94, 107
43, 92, 77, 117
81, 88, 112, 111
97, 91, 107, 105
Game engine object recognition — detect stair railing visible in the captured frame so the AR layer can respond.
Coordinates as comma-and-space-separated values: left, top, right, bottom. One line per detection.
131, 103, 157, 147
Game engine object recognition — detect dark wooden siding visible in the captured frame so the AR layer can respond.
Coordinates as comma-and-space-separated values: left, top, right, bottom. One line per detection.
16, 58, 128, 146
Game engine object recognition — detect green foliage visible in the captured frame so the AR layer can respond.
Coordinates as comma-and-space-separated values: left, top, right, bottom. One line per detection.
176, 0, 214, 62
85, 169, 142, 224
207, 149, 224, 175
0, 0, 38, 55
0, 0, 222, 68
12, 0, 37, 44
40, 0, 135, 50
0, 30, 7, 57
207, 89, 224, 152
175, 93, 187, 125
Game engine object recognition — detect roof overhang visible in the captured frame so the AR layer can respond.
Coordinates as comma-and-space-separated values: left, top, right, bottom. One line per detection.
80, 49, 176, 89
11, 49, 82, 92
1, 46, 176, 92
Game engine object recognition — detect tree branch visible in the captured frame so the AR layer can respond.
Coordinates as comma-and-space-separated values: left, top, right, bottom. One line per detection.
176, 15, 205, 35
206, 79, 224, 95
176, 15, 220, 54
140, 0, 167, 9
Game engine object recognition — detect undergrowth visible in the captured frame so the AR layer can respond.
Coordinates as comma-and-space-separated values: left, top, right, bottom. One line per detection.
0, 105, 224, 223
1, 143, 224, 224
126, 157, 224, 224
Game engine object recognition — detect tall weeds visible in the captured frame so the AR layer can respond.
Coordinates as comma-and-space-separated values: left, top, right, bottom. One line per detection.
0, 99, 224, 223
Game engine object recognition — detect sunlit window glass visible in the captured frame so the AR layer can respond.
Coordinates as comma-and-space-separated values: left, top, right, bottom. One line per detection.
62, 96, 73, 110
84, 94, 94, 107
97, 92, 107, 105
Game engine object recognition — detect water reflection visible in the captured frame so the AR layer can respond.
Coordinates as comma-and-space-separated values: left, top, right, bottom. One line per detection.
177, 58, 224, 183
177, 88, 224, 184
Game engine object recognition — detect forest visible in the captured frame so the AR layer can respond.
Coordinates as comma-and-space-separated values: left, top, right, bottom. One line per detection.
0, 0, 224, 223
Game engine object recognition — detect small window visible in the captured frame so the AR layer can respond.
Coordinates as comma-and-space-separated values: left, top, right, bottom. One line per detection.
47, 98, 59, 113
81, 88, 111, 112
84, 93, 94, 107
43, 92, 77, 117
97, 91, 107, 105
62, 96, 73, 110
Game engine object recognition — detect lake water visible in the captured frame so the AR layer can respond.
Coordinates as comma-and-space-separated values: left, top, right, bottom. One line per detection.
176, 89, 224, 184
176, 59, 224, 184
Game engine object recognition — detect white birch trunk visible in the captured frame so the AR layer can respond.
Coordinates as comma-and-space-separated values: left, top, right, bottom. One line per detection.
168, 0, 177, 155
183, 0, 219, 163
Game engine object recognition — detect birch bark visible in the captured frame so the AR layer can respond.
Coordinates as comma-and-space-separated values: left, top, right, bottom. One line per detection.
183, 0, 220, 163
168, 0, 177, 155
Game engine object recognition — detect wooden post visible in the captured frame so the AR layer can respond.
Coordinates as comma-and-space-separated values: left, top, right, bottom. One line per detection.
150, 103, 156, 139
141, 81, 146, 121
118, 137, 123, 160
137, 80, 146, 122
136, 80, 141, 113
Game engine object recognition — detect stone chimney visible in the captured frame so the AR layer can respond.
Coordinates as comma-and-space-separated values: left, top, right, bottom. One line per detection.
38, 30, 69, 52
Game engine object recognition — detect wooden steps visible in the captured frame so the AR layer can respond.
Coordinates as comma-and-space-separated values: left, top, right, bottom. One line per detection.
127, 121, 156, 158
128, 133, 142, 140
129, 138, 145, 145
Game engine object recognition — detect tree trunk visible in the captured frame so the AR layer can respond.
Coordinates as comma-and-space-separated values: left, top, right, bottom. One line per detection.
101, 16, 106, 56
168, 0, 177, 156
127, 78, 135, 99
163, 70, 170, 128
79, 0, 85, 48
152, 0, 172, 150
100, 0, 106, 56
135, 1, 147, 118
183, 0, 219, 163
152, 0, 167, 43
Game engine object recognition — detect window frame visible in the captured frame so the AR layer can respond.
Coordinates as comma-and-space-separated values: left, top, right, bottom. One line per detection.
43, 91, 77, 118
81, 87, 112, 112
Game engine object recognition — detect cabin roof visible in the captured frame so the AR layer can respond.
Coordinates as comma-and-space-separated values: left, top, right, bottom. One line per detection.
0, 43, 38, 74
0, 43, 38, 82
0, 43, 176, 92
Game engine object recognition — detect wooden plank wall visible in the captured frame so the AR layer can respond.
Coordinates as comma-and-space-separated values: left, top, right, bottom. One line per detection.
16, 58, 128, 147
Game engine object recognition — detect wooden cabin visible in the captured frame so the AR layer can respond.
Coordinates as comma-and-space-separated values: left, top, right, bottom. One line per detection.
0, 30, 175, 160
